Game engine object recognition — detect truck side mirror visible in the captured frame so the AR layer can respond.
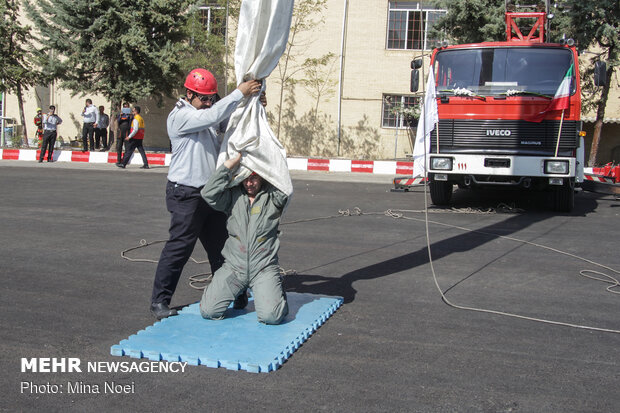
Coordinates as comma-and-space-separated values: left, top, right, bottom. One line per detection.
411, 58, 423, 69
594, 61, 607, 87
410, 69, 420, 92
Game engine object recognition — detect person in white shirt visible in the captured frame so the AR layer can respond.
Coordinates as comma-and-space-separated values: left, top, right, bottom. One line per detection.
39, 105, 62, 163
95, 105, 110, 151
81, 99, 100, 152
149, 68, 261, 320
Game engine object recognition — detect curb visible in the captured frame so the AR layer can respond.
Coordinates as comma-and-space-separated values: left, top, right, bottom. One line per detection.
2, 149, 617, 183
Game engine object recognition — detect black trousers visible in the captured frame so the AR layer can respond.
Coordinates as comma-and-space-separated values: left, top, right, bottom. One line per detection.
121, 138, 148, 166
81, 122, 95, 151
40, 130, 57, 161
151, 181, 228, 305
94, 128, 107, 149
116, 123, 131, 163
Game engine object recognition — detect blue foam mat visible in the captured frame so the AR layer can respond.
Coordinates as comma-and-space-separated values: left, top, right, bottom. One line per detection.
111, 292, 343, 373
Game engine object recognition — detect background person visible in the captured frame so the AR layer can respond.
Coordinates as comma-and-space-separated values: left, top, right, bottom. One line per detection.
116, 106, 149, 169
33, 108, 43, 148
81, 99, 99, 152
149, 68, 260, 320
116, 102, 132, 163
39, 105, 62, 163
95, 105, 110, 151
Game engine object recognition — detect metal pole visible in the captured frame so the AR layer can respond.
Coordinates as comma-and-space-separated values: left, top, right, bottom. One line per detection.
394, 118, 398, 159
336, 0, 348, 157
225, 0, 229, 94
421, 53, 426, 177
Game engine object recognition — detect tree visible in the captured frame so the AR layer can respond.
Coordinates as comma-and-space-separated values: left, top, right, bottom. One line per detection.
432, 0, 571, 44
566, 0, 619, 166
24, 0, 193, 109
272, 0, 329, 139
0, 0, 41, 147
181, 1, 239, 92
300, 52, 338, 114
432, 0, 505, 43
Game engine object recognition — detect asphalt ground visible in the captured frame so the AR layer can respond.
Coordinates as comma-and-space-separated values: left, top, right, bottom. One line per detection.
1, 160, 619, 412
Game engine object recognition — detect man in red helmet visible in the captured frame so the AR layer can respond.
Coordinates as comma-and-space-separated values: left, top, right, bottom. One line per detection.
149, 68, 261, 320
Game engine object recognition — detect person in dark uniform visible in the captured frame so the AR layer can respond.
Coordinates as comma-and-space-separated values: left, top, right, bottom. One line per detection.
116, 106, 149, 169
115, 102, 132, 164
39, 105, 62, 162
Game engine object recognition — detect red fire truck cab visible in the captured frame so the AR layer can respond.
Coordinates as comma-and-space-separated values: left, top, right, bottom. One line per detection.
417, 11, 590, 212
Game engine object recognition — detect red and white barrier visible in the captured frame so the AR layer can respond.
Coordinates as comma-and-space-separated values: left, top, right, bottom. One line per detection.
3, 149, 618, 183
0, 148, 171, 166
1, 149, 415, 175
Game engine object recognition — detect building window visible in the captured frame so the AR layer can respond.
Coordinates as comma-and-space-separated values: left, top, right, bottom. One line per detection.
387, 2, 446, 50
382, 95, 419, 128
198, 5, 226, 36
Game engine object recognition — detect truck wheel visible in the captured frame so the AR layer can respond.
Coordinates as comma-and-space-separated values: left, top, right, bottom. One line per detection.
552, 184, 574, 212
430, 180, 453, 205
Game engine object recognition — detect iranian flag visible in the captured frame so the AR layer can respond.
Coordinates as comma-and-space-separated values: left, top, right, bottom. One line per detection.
527, 64, 573, 122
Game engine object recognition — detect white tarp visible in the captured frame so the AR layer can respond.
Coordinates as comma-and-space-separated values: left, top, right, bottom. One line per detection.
217, 0, 294, 197
412, 69, 438, 179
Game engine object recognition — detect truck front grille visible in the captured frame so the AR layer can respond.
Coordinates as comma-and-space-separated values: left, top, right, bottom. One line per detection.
430, 119, 579, 154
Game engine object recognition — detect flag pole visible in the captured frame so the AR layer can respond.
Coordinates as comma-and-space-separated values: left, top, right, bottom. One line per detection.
554, 109, 564, 157
435, 68, 439, 154
421, 52, 426, 178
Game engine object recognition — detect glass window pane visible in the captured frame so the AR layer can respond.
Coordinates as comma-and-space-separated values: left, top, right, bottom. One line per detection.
434, 48, 574, 95
424, 10, 446, 50
383, 95, 420, 128
383, 95, 398, 127
388, 11, 407, 49
407, 11, 423, 50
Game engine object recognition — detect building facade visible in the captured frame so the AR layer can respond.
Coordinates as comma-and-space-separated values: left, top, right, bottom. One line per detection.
2, 1, 618, 163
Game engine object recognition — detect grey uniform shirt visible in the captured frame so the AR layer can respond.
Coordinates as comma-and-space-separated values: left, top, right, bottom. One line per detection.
167, 89, 244, 188
97, 113, 110, 129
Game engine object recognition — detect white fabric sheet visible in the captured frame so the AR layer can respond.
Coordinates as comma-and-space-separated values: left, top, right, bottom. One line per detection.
217, 0, 294, 197
412, 70, 438, 179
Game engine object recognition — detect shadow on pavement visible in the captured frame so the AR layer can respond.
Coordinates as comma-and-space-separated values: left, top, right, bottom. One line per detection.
284, 193, 600, 303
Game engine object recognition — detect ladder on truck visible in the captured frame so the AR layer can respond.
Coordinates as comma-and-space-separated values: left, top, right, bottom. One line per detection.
505, 0, 549, 42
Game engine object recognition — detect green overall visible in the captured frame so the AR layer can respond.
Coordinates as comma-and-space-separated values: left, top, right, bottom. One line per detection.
199, 164, 289, 324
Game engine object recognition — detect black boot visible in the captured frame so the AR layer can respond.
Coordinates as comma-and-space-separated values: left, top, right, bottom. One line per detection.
150, 302, 178, 320
233, 290, 248, 310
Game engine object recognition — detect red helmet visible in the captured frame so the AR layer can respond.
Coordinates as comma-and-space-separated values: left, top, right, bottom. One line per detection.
184, 69, 217, 95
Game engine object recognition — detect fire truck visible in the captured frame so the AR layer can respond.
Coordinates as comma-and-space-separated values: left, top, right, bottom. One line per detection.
411, 3, 606, 212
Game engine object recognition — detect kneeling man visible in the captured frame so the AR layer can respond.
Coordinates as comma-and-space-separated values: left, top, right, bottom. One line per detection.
199, 153, 288, 324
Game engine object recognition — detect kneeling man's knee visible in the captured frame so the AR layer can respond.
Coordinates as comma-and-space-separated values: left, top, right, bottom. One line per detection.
257, 299, 288, 325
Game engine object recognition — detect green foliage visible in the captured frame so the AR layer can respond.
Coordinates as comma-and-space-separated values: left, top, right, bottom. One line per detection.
273, 87, 380, 159
300, 52, 338, 113
432, 0, 573, 44
181, 1, 234, 82
431, 0, 505, 43
273, 0, 329, 138
24, 0, 193, 105
0, 0, 41, 93
10, 134, 24, 148
566, 0, 619, 111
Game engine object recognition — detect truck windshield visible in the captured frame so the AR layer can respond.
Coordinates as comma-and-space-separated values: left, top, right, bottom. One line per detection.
434, 47, 574, 97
